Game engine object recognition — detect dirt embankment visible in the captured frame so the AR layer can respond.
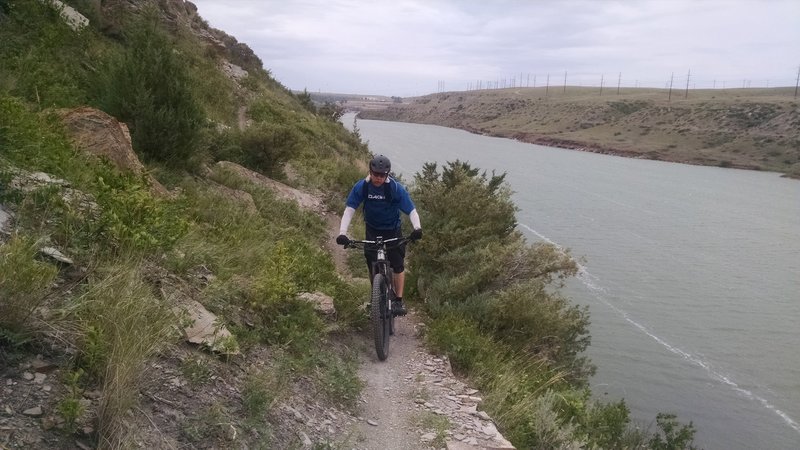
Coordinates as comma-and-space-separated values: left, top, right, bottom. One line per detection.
358, 87, 800, 178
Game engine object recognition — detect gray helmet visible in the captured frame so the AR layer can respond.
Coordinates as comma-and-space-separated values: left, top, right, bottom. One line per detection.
369, 154, 391, 174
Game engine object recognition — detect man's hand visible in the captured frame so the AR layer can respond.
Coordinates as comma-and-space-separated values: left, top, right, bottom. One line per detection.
336, 234, 350, 246
410, 229, 423, 241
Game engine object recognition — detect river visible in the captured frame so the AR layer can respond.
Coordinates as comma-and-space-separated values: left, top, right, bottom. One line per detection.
344, 113, 800, 450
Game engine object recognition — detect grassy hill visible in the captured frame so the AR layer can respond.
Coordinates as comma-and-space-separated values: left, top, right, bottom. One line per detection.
0, 2, 701, 449
359, 86, 800, 178
0, 1, 371, 447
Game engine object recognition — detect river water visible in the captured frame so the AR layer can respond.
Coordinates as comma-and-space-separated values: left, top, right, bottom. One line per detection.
345, 114, 800, 450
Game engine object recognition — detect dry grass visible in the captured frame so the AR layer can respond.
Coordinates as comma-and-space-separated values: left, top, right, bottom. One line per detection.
65, 262, 176, 448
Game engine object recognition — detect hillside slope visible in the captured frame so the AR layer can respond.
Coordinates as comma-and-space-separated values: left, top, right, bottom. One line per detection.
359, 87, 800, 178
1, 1, 373, 448
1, 2, 701, 449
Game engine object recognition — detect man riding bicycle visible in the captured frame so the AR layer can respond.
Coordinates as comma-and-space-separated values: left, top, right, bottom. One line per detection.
336, 154, 422, 316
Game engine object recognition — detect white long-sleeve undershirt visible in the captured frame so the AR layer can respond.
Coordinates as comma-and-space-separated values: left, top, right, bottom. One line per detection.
338, 206, 421, 235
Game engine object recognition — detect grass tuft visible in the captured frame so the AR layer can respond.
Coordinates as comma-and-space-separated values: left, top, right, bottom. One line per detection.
0, 234, 59, 332
64, 262, 176, 447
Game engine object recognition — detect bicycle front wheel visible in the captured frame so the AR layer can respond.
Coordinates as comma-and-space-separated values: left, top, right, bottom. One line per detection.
370, 273, 391, 361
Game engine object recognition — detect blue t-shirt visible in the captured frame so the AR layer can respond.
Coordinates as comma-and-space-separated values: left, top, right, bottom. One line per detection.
346, 178, 415, 230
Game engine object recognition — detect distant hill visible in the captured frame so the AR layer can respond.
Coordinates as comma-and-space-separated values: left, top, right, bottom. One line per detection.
358, 87, 800, 178
304, 91, 403, 112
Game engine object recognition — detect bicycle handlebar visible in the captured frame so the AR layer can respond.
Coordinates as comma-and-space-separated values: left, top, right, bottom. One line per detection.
343, 236, 414, 250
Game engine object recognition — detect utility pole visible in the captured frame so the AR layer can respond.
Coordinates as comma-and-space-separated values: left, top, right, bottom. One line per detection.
668, 72, 674, 101
599, 74, 604, 96
685, 69, 691, 99
563, 70, 567, 94
533, 75, 537, 89
617, 72, 621, 95
795, 65, 799, 98
545, 74, 550, 97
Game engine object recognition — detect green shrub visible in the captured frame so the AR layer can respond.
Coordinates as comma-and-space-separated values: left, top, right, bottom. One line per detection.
181, 356, 213, 386
95, 10, 205, 169
248, 97, 288, 124
92, 173, 188, 253
56, 369, 87, 434
239, 123, 302, 177
205, 127, 244, 163
649, 413, 699, 450
0, 235, 59, 332
296, 89, 316, 114
499, 389, 585, 449
424, 315, 505, 373
409, 160, 590, 379
67, 263, 176, 447
483, 281, 592, 380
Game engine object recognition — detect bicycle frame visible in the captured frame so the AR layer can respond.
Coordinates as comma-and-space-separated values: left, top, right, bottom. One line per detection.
347, 236, 408, 284
344, 236, 410, 361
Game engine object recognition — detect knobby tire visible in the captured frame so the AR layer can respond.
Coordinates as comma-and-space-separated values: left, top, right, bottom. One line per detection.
371, 273, 391, 361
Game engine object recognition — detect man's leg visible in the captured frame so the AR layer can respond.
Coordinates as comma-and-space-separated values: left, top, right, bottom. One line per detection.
393, 271, 405, 297
391, 269, 407, 316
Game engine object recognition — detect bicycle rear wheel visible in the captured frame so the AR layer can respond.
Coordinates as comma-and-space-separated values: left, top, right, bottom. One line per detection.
370, 273, 391, 361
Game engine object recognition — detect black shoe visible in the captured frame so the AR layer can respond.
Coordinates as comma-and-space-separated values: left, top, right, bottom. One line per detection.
391, 300, 407, 316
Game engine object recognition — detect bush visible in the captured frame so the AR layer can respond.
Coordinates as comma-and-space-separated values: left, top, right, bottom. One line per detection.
68, 263, 176, 447
239, 123, 302, 177
95, 10, 205, 169
649, 413, 699, 450
92, 173, 188, 253
0, 235, 58, 332
483, 281, 592, 380
247, 239, 330, 347
296, 89, 316, 114
409, 160, 590, 379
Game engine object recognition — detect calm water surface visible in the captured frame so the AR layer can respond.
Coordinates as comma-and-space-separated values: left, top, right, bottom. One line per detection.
346, 114, 800, 450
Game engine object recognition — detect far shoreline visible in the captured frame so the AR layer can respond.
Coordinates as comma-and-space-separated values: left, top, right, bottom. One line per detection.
355, 114, 800, 181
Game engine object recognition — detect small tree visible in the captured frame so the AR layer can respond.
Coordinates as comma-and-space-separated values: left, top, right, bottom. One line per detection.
409, 161, 590, 381
297, 88, 316, 113
96, 10, 204, 168
239, 123, 300, 176
318, 101, 344, 121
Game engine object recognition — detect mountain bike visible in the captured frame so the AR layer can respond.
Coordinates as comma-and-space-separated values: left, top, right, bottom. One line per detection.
344, 236, 411, 361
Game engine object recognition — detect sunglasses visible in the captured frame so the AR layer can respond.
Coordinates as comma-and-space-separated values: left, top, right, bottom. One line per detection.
370, 171, 389, 178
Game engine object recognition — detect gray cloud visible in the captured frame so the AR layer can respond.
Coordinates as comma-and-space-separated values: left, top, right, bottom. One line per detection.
193, 0, 800, 96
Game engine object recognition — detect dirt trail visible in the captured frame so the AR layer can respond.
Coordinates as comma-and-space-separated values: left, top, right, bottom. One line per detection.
352, 311, 427, 449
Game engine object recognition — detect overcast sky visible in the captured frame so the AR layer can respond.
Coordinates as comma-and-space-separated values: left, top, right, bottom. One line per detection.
192, 0, 800, 97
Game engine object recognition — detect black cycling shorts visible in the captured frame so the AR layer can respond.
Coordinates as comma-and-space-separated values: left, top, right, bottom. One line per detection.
365, 226, 405, 274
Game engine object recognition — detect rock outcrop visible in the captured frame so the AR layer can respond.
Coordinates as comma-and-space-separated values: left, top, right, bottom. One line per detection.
213, 161, 325, 212
55, 107, 169, 196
